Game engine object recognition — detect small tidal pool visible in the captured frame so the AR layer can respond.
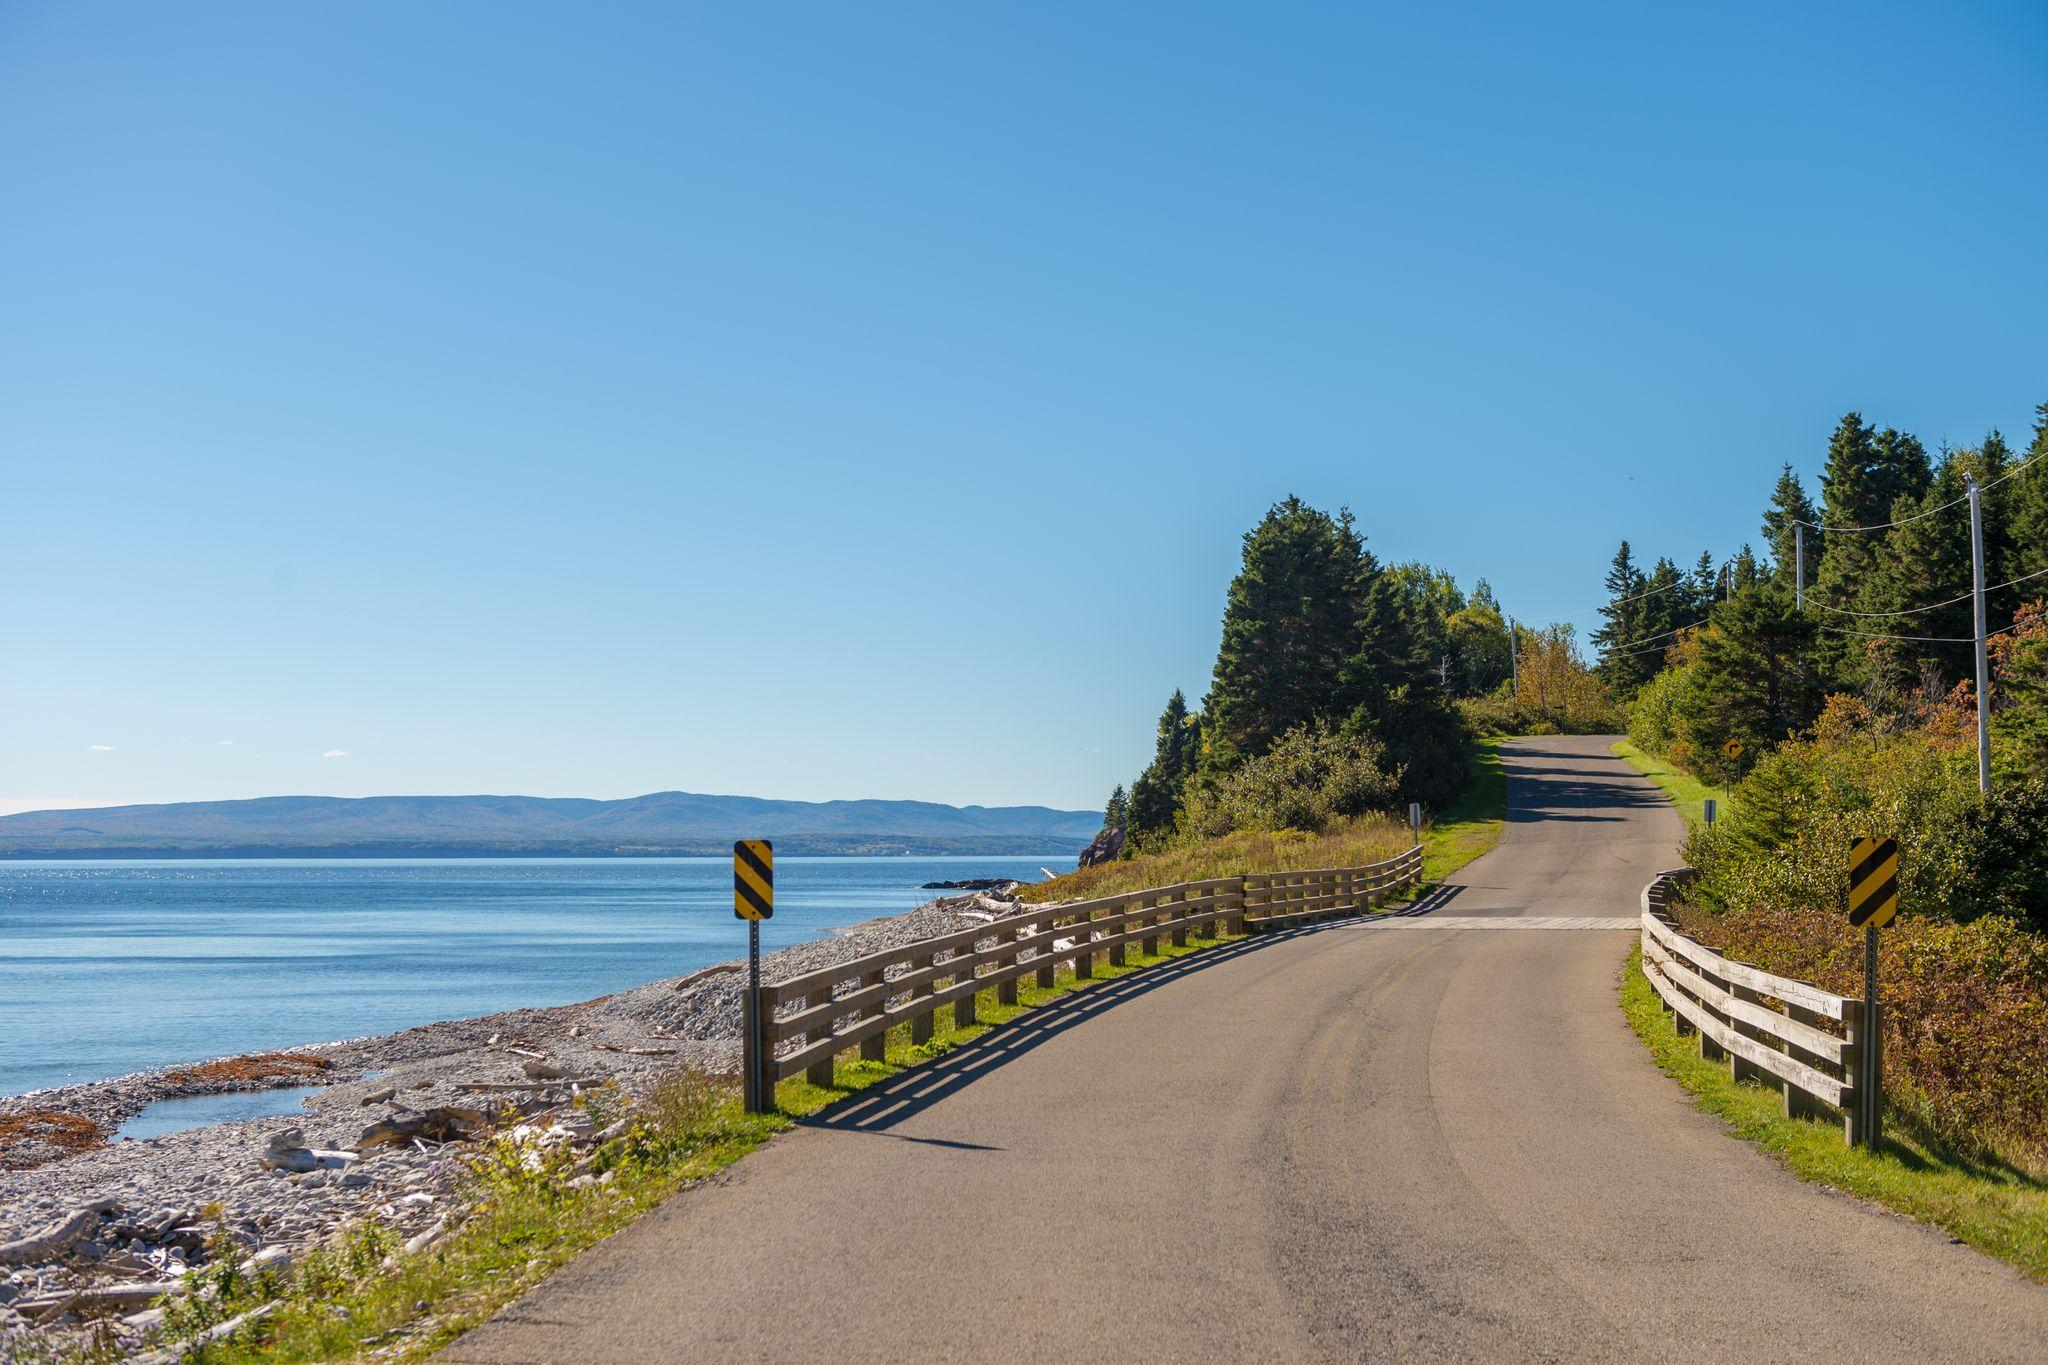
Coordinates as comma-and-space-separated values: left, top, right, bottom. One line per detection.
114, 1085, 328, 1142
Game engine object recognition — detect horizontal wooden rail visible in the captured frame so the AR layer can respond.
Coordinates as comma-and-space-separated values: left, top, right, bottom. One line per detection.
1241, 846, 1423, 929
750, 845, 1426, 1099
1637, 869, 1868, 1143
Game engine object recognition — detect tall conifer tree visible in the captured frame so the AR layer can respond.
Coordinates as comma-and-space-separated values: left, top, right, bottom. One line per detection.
1761, 463, 1818, 585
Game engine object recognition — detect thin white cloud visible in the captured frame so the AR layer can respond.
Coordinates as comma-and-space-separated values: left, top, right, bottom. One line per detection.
219, 740, 235, 747
86, 744, 118, 752
322, 749, 349, 758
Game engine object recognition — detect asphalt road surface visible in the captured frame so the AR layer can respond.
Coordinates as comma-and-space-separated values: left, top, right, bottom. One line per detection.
449, 736, 2047, 1362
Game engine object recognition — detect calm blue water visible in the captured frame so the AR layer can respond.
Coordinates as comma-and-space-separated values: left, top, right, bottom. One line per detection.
0, 857, 1069, 1097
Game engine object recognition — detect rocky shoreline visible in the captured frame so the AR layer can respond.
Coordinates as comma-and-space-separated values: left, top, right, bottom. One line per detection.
0, 888, 1021, 1358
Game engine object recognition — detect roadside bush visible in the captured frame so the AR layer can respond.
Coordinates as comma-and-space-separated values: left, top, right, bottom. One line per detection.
1178, 722, 1400, 838
1677, 692, 2048, 1174
1458, 692, 1613, 738
1625, 658, 1703, 755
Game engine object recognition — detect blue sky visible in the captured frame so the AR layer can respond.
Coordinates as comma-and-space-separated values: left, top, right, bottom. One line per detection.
4, 2, 2045, 815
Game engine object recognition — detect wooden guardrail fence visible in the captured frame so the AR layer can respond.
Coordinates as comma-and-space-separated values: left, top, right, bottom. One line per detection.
1639, 868, 1873, 1144
744, 843, 1424, 1104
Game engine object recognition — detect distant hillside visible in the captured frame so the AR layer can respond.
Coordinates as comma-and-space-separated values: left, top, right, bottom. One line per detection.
0, 792, 1103, 858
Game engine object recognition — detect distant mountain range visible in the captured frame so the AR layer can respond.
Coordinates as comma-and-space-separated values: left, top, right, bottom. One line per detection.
0, 792, 1104, 858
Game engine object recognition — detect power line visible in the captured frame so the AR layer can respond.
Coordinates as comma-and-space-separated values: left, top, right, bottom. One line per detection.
1538, 553, 1738, 629
1808, 565, 2048, 619
1793, 447, 2047, 535
1815, 610, 2038, 646
1599, 617, 1714, 659
1816, 624, 1976, 644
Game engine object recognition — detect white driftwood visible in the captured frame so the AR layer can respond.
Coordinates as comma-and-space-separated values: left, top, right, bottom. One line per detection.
129, 1301, 279, 1363
402, 1216, 449, 1255
0, 1207, 101, 1266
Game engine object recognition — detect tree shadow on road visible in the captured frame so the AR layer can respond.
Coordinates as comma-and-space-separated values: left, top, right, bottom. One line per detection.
794, 929, 1309, 1140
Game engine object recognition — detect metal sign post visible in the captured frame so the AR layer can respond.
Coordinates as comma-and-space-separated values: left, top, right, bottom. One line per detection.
1703, 798, 1716, 827
1408, 802, 1422, 845
1847, 836, 1898, 1146
734, 839, 774, 1113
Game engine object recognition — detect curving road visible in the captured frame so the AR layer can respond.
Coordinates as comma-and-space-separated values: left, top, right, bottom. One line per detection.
449, 736, 2047, 1362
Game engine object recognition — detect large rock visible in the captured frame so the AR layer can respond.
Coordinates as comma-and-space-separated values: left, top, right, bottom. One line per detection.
1077, 827, 1124, 867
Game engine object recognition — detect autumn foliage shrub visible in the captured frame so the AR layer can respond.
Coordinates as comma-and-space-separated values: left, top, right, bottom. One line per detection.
1673, 900, 2048, 1177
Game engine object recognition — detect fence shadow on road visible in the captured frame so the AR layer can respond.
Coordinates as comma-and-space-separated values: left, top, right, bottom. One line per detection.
1379, 883, 1466, 917
794, 929, 1311, 1142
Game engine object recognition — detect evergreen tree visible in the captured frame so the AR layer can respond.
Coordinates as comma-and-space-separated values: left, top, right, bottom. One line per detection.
1761, 464, 1818, 585
1814, 412, 1883, 610
1686, 581, 1823, 778
1731, 544, 1762, 593
1099, 784, 1128, 839
1125, 690, 1201, 850
1637, 557, 1688, 647
1338, 557, 1468, 808
1856, 439, 2013, 698
1384, 562, 1465, 691
1202, 497, 1372, 773
1860, 454, 1978, 694
1690, 551, 1720, 616
1814, 414, 1931, 682
2004, 403, 2048, 587
1591, 541, 1646, 691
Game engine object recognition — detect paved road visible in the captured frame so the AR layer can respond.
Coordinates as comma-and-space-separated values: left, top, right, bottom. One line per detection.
450, 737, 2047, 1362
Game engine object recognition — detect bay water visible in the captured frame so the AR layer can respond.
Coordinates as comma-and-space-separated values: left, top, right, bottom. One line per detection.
0, 856, 1070, 1097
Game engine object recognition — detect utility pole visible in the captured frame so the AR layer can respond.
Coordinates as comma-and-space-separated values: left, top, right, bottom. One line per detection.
1509, 616, 1519, 697
1967, 476, 1991, 796
1794, 524, 1804, 611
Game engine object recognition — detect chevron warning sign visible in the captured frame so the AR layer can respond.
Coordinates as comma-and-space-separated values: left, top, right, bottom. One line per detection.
733, 839, 774, 921
1847, 836, 1898, 929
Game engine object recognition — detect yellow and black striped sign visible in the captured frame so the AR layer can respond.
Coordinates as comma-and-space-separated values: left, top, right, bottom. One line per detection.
1848, 836, 1898, 929
733, 839, 773, 921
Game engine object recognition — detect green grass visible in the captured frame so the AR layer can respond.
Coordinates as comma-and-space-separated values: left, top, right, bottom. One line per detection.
1612, 737, 1727, 828
1620, 947, 2048, 1281
1421, 735, 1507, 883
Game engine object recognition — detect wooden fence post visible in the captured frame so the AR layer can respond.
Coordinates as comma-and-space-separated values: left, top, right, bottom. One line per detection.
1073, 909, 1093, 979
1725, 980, 1758, 1079
997, 928, 1020, 1006
860, 967, 887, 1062
952, 949, 978, 1028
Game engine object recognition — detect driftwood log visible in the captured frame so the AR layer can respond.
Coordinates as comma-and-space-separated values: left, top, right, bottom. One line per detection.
0, 1202, 115, 1265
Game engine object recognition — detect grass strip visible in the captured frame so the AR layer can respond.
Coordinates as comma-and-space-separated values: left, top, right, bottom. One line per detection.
1619, 946, 2048, 1282
1611, 737, 1726, 829
1421, 735, 1506, 884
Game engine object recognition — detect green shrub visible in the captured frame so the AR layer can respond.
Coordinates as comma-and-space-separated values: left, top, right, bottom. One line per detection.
1179, 721, 1400, 839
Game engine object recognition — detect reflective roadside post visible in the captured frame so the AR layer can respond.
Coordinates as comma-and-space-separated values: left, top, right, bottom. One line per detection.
734, 839, 774, 1113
